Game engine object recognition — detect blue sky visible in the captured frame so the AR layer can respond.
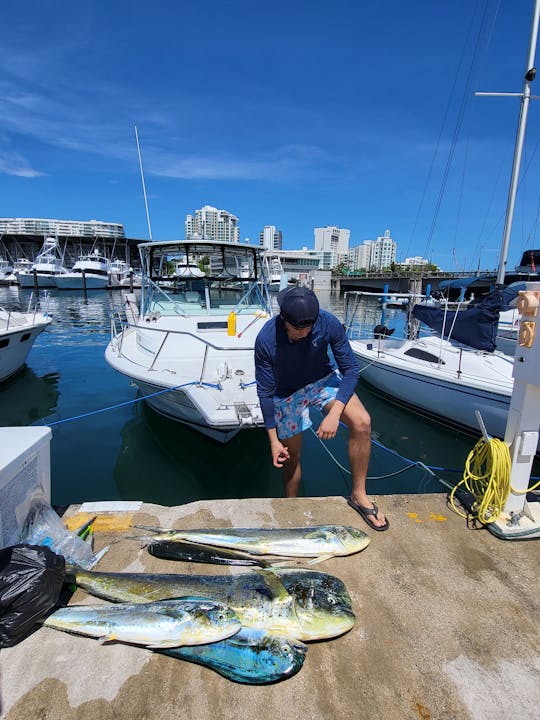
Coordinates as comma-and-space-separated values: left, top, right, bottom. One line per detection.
1, 0, 539, 271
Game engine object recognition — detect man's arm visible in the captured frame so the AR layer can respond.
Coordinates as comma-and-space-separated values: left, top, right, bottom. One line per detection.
328, 315, 360, 406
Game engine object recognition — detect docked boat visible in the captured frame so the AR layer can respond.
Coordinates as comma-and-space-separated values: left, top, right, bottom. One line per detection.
12, 258, 33, 283
18, 238, 69, 288
105, 239, 273, 442
0, 300, 52, 382
347, 6, 539, 448
55, 251, 110, 290
347, 308, 515, 441
109, 259, 135, 287
0, 258, 16, 286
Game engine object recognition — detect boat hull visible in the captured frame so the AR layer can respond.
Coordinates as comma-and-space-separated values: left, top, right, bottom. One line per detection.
135, 379, 244, 443
104, 331, 264, 444
350, 337, 514, 443
55, 274, 108, 290
0, 320, 51, 383
18, 274, 57, 288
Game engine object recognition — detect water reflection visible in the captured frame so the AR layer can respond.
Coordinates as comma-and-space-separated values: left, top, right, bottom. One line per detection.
114, 402, 284, 505
0, 367, 60, 425
0, 285, 496, 507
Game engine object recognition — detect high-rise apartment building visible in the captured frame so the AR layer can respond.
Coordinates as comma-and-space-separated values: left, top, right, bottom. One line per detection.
185, 205, 240, 243
259, 225, 283, 251
0, 218, 125, 239
313, 226, 350, 267
348, 229, 396, 271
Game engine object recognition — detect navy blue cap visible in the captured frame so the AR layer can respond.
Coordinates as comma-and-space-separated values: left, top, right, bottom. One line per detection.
277, 286, 319, 328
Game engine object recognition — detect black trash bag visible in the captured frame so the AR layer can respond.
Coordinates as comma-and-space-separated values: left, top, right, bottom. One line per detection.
0, 544, 65, 648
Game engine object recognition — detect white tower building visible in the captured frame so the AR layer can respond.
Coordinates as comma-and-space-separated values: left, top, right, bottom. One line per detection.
348, 229, 396, 271
313, 226, 350, 267
259, 225, 283, 250
185, 205, 240, 243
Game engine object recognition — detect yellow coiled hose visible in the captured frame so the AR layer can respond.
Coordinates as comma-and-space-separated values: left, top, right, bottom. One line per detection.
449, 437, 512, 524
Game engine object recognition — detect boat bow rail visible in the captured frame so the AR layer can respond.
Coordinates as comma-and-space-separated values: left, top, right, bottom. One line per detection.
109, 314, 258, 385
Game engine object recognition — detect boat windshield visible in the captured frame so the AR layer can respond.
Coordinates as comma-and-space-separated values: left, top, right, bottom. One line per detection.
139, 241, 271, 317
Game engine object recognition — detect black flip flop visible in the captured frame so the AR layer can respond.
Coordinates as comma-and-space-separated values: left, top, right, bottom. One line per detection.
347, 497, 390, 532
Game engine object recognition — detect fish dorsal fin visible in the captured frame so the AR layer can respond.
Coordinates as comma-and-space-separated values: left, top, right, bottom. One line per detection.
254, 569, 294, 604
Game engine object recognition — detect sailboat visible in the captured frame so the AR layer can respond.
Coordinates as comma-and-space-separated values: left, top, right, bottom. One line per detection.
347, 0, 540, 448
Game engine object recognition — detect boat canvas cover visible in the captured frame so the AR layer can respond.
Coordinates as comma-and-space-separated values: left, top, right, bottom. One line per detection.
412, 290, 503, 352
438, 274, 492, 291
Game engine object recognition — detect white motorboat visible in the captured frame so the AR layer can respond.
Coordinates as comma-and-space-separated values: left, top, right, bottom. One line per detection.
12, 258, 33, 283
347, 7, 539, 449
0, 258, 16, 286
109, 259, 135, 287
0, 299, 52, 382
55, 250, 110, 290
105, 239, 273, 442
18, 238, 69, 288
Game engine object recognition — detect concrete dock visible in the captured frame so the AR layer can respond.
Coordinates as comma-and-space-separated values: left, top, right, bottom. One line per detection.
1, 494, 539, 720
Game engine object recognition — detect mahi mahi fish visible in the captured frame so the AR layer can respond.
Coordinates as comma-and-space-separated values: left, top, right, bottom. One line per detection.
160, 628, 308, 684
136, 524, 370, 563
44, 597, 241, 648
66, 566, 355, 641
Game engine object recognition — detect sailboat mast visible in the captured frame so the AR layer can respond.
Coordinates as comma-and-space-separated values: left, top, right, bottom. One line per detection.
134, 125, 153, 242
482, 0, 540, 286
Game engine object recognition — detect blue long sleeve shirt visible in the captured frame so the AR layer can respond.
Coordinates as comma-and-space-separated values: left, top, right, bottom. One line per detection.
254, 309, 360, 429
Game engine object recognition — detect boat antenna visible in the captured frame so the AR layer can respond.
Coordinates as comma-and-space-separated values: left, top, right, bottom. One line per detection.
476, 0, 540, 286
134, 125, 153, 241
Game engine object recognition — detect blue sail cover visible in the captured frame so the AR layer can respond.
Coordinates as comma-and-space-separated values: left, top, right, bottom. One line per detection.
412, 290, 503, 352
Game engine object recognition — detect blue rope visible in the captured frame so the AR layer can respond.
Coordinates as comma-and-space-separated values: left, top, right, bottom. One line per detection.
43, 381, 221, 427
240, 379, 257, 389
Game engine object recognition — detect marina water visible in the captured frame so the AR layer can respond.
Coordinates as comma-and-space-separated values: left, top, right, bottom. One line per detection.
0, 286, 483, 507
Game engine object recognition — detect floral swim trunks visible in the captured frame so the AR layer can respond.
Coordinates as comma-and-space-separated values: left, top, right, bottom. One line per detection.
274, 371, 341, 439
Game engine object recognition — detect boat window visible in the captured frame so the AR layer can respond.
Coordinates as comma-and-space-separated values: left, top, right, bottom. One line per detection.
403, 347, 445, 364
197, 321, 228, 330
20, 333, 31, 342
0, 338, 9, 348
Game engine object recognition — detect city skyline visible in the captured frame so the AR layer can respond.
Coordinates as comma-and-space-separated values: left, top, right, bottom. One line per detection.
1, 1, 539, 274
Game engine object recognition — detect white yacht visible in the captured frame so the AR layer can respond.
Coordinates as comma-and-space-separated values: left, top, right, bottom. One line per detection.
12, 258, 33, 283
0, 258, 16, 286
55, 250, 110, 290
18, 238, 69, 288
105, 239, 272, 442
108, 259, 133, 287
0, 300, 52, 382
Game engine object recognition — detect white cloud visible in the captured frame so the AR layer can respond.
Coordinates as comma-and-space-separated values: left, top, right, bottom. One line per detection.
0, 151, 45, 178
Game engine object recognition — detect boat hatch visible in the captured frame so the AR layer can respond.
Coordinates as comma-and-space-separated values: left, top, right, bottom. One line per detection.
197, 321, 228, 330
403, 348, 446, 364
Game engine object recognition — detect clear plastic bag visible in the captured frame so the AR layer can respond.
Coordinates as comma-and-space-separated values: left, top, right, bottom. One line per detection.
19, 496, 105, 569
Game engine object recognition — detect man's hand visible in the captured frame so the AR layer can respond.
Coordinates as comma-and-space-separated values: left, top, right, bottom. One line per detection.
270, 440, 290, 468
316, 401, 344, 440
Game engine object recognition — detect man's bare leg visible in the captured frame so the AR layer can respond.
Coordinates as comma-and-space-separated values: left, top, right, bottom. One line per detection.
281, 432, 303, 498
329, 394, 387, 528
